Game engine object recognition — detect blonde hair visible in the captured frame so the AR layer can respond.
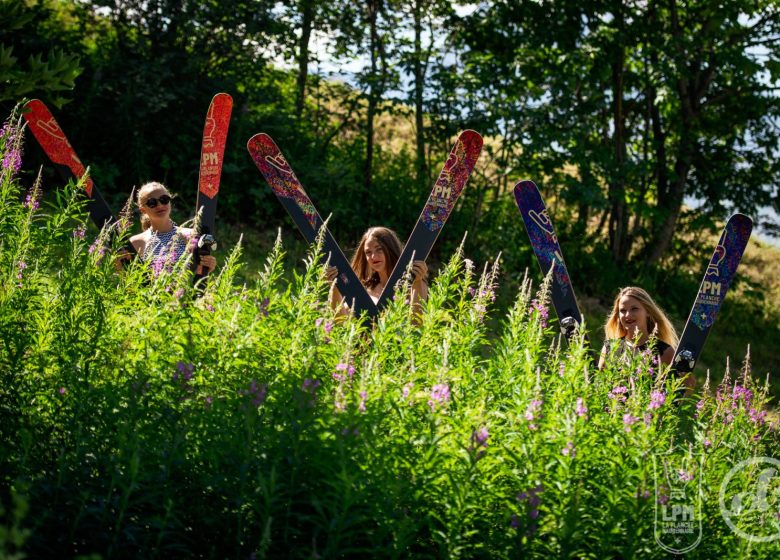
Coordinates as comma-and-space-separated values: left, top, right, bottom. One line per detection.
351, 227, 403, 289
136, 181, 173, 230
604, 286, 679, 347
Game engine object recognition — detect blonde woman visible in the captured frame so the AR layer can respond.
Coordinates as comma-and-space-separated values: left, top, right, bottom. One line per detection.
119, 182, 215, 274
326, 226, 428, 312
598, 286, 678, 370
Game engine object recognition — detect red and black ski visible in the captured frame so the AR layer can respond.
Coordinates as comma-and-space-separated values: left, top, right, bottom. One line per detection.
247, 133, 379, 317
193, 93, 232, 285
672, 214, 753, 375
22, 99, 136, 255
374, 130, 483, 310
513, 180, 584, 341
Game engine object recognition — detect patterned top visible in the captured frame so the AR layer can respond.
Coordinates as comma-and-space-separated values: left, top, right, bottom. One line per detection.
142, 224, 188, 274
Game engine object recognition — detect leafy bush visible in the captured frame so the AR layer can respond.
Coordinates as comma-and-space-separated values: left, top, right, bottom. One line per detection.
1, 113, 779, 559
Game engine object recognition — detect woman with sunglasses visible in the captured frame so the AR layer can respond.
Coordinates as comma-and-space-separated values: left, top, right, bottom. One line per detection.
123, 182, 216, 274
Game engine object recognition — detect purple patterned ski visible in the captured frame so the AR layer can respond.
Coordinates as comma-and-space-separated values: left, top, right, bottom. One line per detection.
513, 180, 583, 339
375, 130, 482, 310
673, 214, 752, 374
247, 134, 378, 317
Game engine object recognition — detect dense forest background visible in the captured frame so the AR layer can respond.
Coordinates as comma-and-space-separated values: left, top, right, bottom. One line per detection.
2, 0, 780, 381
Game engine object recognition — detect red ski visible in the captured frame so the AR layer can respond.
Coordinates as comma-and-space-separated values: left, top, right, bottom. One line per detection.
193, 93, 233, 285
23, 99, 135, 255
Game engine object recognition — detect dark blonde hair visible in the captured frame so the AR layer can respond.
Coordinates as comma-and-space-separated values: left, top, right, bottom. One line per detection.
604, 286, 679, 347
351, 227, 403, 289
137, 181, 173, 230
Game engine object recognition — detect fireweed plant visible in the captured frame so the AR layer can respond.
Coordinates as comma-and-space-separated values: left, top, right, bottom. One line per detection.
1, 114, 779, 559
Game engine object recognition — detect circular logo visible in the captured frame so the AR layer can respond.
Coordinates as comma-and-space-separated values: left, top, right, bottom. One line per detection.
719, 456, 780, 543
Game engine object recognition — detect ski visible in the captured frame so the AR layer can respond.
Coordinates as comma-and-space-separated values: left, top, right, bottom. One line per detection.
193, 92, 233, 285
672, 214, 753, 376
247, 133, 379, 318
513, 180, 584, 341
22, 99, 136, 256
375, 130, 483, 311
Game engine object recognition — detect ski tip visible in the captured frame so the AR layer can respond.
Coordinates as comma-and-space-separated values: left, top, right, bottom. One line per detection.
22, 99, 47, 119
513, 179, 538, 192
246, 133, 274, 151
728, 213, 754, 228
458, 129, 483, 148
512, 180, 540, 201
213, 92, 233, 103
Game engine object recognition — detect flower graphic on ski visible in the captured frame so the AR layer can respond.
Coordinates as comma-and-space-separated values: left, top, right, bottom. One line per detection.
247, 135, 318, 230
422, 132, 481, 232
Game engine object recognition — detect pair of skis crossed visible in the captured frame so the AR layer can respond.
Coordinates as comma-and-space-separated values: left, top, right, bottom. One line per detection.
247, 132, 483, 318
513, 180, 752, 375
23, 95, 232, 286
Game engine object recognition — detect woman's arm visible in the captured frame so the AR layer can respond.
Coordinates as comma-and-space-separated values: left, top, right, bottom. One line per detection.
409, 260, 429, 320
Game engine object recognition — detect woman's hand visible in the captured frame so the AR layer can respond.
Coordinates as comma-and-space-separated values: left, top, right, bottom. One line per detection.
199, 255, 217, 273
113, 248, 134, 272
325, 266, 339, 283
411, 260, 428, 284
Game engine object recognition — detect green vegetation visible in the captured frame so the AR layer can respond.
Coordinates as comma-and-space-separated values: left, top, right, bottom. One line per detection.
2, 110, 780, 558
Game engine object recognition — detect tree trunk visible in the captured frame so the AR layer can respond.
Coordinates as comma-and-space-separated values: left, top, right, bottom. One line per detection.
608, 4, 630, 264
645, 0, 712, 264
413, 0, 427, 189
364, 0, 381, 191
295, 0, 315, 119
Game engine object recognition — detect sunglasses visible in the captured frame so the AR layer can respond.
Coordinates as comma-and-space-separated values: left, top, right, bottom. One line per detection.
143, 195, 172, 208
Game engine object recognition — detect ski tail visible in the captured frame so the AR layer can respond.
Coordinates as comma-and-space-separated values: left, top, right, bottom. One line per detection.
376, 130, 482, 310
672, 214, 753, 375
513, 180, 588, 345
193, 93, 233, 285
22, 99, 136, 256
247, 133, 378, 317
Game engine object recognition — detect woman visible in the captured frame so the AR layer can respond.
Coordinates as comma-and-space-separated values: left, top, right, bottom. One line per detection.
327, 226, 428, 313
120, 182, 216, 275
598, 286, 679, 371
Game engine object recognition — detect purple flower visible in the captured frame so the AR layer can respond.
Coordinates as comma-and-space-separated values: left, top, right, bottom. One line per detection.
530, 299, 549, 328
243, 380, 267, 407
174, 361, 195, 382
608, 385, 629, 403
635, 488, 651, 499
73, 225, 86, 239
3, 149, 22, 175
16, 261, 27, 280
703, 437, 712, 448
174, 288, 185, 299
302, 378, 321, 394
678, 469, 694, 482
561, 441, 576, 457
525, 398, 543, 426
648, 390, 666, 410
510, 514, 519, 528
732, 385, 753, 405
558, 363, 565, 377
59, 387, 66, 395
696, 399, 705, 410
359, 391, 367, 413
471, 426, 490, 449
749, 408, 767, 425
259, 297, 269, 317
468, 286, 476, 297
575, 397, 588, 418
623, 413, 639, 432
428, 383, 451, 411
402, 382, 414, 400
332, 363, 356, 382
